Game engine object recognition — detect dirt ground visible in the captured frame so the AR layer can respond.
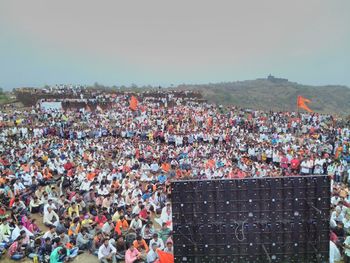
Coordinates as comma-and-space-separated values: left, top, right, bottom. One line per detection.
2, 254, 100, 263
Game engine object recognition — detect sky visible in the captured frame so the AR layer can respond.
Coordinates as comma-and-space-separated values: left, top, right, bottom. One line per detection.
0, 0, 349, 89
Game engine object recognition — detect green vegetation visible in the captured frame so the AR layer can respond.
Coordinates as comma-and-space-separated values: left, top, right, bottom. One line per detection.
176, 79, 350, 115
0, 88, 14, 105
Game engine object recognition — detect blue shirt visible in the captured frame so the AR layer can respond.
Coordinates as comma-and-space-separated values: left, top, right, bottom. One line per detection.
158, 175, 167, 184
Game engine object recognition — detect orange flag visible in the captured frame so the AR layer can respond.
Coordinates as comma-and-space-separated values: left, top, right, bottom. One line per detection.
158, 250, 174, 263
207, 116, 213, 127
129, 96, 139, 111
297, 95, 313, 113
161, 163, 171, 172
206, 159, 215, 169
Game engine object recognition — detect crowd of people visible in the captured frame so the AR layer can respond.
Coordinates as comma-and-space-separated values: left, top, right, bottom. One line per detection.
0, 90, 349, 262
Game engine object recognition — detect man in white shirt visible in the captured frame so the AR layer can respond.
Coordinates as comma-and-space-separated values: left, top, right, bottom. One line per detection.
300, 159, 312, 175
132, 202, 142, 215
42, 225, 58, 240
11, 223, 34, 241
13, 179, 25, 194
101, 219, 114, 236
132, 186, 143, 199
331, 206, 345, 230
0, 220, 11, 242
155, 203, 172, 230
149, 233, 164, 251
331, 195, 341, 206
21, 173, 32, 186
43, 206, 59, 226
98, 239, 116, 263
43, 199, 57, 214
146, 243, 159, 263
79, 178, 91, 192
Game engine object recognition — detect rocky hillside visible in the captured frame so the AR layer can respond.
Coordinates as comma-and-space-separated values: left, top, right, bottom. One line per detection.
175, 77, 350, 115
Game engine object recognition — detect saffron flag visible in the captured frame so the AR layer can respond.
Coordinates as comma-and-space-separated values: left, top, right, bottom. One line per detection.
206, 159, 215, 169
161, 163, 171, 172
297, 95, 313, 113
158, 250, 174, 263
207, 116, 213, 127
129, 96, 139, 111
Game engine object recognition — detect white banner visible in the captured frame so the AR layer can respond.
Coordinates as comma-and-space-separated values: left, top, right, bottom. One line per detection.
40, 101, 63, 111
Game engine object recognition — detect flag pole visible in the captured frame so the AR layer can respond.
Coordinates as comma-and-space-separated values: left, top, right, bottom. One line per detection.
296, 96, 299, 114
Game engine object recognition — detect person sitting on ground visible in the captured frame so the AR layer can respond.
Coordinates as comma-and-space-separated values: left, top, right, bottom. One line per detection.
133, 235, 149, 260
29, 196, 42, 213
11, 222, 34, 241
68, 217, 81, 238
95, 213, 108, 228
115, 235, 126, 261
102, 218, 114, 236
50, 246, 69, 263
28, 218, 41, 236
92, 232, 104, 256
158, 223, 171, 244
38, 237, 52, 263
125, 243, 142, 263
98, 238, 117, 263
43, 225, 58, 241
0, 219, 11, 243
146, 243, 159, 263
7, 236, 25, 260
43, 206, 59, 227
115, 215, 129, 236
129, 214, 143, 233
163, 241, 173, 254
76, 227, 93, 251
68, 202, 80, 218
149, 233, 164, 251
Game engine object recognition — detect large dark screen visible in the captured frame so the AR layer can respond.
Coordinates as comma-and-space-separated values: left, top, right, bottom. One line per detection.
172, 176, 330, 263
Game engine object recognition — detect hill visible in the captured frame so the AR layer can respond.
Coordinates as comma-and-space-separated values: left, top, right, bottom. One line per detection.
0, 88, 13, 105
175, 77, 350, 115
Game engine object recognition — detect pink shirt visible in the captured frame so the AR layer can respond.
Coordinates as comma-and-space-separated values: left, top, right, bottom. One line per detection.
280, 157, 289, 169
8, 241, 19, 257
125, 248, 140, 263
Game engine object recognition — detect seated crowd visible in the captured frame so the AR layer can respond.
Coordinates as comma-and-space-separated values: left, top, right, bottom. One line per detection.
0, 90, 349, 262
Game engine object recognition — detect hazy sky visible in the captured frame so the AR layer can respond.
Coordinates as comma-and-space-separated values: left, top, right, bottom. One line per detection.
0, 0, 349, 89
